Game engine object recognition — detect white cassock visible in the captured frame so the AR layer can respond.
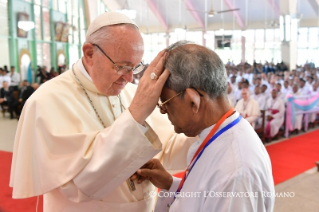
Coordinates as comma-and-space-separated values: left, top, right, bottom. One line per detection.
265, 97, 285, 138
286, 91, 303, 130
155, 112, 275, 212
251, 94, 266, 110
235, 98, 260, 128
10, 59, 193, 212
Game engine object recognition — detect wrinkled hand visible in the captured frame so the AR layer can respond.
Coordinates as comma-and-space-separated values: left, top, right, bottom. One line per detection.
267, 115, 273, 121
130, 159, 173, 190
129, 50, 170, 125
0, 98, 4, 103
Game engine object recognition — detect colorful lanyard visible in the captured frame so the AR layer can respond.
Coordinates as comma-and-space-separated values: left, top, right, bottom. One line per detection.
173, 108, 242, 201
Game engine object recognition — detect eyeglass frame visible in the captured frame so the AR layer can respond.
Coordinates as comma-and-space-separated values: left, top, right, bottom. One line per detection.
157, 87, 204, 112
92, 43, 146, 75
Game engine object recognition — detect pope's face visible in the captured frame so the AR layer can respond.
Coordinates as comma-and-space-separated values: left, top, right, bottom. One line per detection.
89, 25, 144, 96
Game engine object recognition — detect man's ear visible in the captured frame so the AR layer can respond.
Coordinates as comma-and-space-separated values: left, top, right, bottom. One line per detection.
82, 43, 95, 66
185, 88, 200, 114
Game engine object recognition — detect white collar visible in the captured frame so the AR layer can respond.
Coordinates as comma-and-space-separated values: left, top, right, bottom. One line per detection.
77, 58, 93, 82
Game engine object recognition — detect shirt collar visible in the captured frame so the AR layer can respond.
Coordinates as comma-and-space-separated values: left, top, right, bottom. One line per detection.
77, 58, 92, 82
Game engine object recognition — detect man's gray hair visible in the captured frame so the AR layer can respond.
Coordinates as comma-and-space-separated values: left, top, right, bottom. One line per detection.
165, 40, 228, 99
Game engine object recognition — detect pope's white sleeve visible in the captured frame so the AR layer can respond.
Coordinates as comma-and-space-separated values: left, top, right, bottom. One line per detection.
59, 110, 161, 202
154, 176, 181, 212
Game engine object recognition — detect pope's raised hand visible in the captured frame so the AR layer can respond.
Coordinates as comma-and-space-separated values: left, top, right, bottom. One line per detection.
129, 50, 170, 125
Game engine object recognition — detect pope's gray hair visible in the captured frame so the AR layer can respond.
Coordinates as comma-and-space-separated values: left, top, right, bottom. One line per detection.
165, 40, 228, 99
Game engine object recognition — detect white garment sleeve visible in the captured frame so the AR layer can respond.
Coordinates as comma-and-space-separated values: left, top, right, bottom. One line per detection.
155, 176, 181, 212
58, 110, 161, 202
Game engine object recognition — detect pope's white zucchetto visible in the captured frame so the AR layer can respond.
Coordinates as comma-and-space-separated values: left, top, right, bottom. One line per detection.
86, 12, 138, 40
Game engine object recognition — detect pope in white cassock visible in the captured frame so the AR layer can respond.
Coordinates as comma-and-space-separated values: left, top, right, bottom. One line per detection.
133, 41, 275, 212
235, 88, 260, 128
10, 12, 195, 212
265, 89, 285, 140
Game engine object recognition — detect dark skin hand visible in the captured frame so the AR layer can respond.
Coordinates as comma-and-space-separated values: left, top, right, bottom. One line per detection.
130, 159, 173, 190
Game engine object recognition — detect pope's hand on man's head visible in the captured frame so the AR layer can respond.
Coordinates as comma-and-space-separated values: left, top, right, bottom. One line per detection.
129, 49, 170, 125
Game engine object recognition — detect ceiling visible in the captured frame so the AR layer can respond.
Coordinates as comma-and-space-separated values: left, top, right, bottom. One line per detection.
104, 0, 319, 33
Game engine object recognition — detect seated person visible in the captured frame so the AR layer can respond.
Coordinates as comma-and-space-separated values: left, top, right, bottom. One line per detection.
235, 88, 260, 128
265, 89, 285, 141
251, 86, 266, 110
18, 80, 35, 111
286, 84, 303, 132
0, 81, 19, 119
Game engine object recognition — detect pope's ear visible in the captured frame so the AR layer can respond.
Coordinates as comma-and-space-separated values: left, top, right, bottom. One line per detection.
82, 43, 95, 66
185, 88, 200, 114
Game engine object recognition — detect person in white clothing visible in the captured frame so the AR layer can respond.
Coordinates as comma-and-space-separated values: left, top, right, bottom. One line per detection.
133, 41, 275, 212
261, 84, 270, 101
281, 80, 291, 97
299, 78, 310, 96
235, 88, 260, 127
265, 89, 285, 142
251, 86, 266, 110
0, 68, 11, 89
9, 66, 20, 91
229, 75, 237, 93
276, 83, 286, 100
287, 84, 303, 132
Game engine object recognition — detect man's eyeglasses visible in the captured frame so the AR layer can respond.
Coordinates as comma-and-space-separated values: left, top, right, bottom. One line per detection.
157, 88, 203, 112
92, 43, 147, 75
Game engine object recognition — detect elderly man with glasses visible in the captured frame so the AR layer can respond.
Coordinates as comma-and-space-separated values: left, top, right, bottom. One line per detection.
10, 12, 184, 212
134, 41, 275, 212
